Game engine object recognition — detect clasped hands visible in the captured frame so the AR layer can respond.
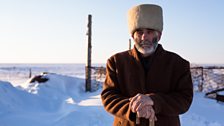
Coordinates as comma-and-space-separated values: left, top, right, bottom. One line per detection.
129, 93, 157, 121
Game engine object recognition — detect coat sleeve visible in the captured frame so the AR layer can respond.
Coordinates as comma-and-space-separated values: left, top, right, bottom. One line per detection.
101, 58, 136, 121
149, 60, 193, 116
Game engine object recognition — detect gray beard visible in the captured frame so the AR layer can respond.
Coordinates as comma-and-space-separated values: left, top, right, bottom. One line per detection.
135, 40, 158, 57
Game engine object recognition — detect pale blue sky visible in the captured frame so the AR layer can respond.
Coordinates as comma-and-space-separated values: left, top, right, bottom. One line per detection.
0, 0, 223, 64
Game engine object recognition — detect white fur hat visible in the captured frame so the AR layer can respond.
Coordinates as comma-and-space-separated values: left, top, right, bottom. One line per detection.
128, 4, 163, 35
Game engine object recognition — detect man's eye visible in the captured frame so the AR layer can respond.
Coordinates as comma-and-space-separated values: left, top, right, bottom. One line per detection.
146, 30, 154, 34
136, 31, 143, 35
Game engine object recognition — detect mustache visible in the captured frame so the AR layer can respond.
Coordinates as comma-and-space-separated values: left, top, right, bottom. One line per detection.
139, 41, 152, 47
139, 38, 158, 45
139, 39, 157, 46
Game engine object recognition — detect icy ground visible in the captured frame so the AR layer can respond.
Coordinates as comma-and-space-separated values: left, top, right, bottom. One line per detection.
0, 73, 223, 126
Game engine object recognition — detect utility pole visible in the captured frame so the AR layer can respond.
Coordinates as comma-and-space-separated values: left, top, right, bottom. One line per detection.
85, 14, 92, 92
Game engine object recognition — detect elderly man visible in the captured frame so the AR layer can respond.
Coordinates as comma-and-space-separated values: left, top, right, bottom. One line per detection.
101, 4, 193, 126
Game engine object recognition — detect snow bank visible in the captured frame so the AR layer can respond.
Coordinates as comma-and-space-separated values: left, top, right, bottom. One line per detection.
0, 73, 113, 126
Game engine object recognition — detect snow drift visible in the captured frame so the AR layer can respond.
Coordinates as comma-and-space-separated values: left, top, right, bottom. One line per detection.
0, 73, 113, 126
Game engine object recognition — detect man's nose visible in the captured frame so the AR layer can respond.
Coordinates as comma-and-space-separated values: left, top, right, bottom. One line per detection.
141, 32, 151, 41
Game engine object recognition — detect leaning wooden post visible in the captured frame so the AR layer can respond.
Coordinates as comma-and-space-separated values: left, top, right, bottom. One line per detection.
85, 14, 92, 92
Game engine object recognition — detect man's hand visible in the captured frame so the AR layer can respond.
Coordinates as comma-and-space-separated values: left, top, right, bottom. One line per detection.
137, 105, 157, 121
129, 93, 156, 121
129, 93, 154, 113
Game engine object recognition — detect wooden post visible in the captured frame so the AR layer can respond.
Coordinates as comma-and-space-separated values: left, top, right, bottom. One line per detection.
85, 14, 92, 92
29, 68, 32, 78
129, 39, 131, 50
200, 67, 204, 92
198, 67, 203, 92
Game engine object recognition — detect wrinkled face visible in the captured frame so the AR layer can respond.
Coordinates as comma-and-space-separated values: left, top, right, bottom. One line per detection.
132, 28, 161, 57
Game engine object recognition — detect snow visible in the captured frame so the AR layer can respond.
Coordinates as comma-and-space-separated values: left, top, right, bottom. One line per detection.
0, 74, 113, 126
181, 92, 224, 126
0, 64, 224, 126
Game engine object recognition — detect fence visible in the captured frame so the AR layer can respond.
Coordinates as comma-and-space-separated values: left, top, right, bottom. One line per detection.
190, 66, 224, 92
86, 66, 106, 91
88, 65, 224, 93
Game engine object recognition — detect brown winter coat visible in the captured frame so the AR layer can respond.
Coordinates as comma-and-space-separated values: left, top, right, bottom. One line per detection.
101, 44, 193, 126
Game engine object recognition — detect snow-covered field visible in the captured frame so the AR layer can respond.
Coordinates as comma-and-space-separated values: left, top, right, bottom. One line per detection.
0, 64, 223, 126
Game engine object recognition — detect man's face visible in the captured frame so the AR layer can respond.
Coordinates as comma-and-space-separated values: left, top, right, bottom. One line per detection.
132, 28, 161, 57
